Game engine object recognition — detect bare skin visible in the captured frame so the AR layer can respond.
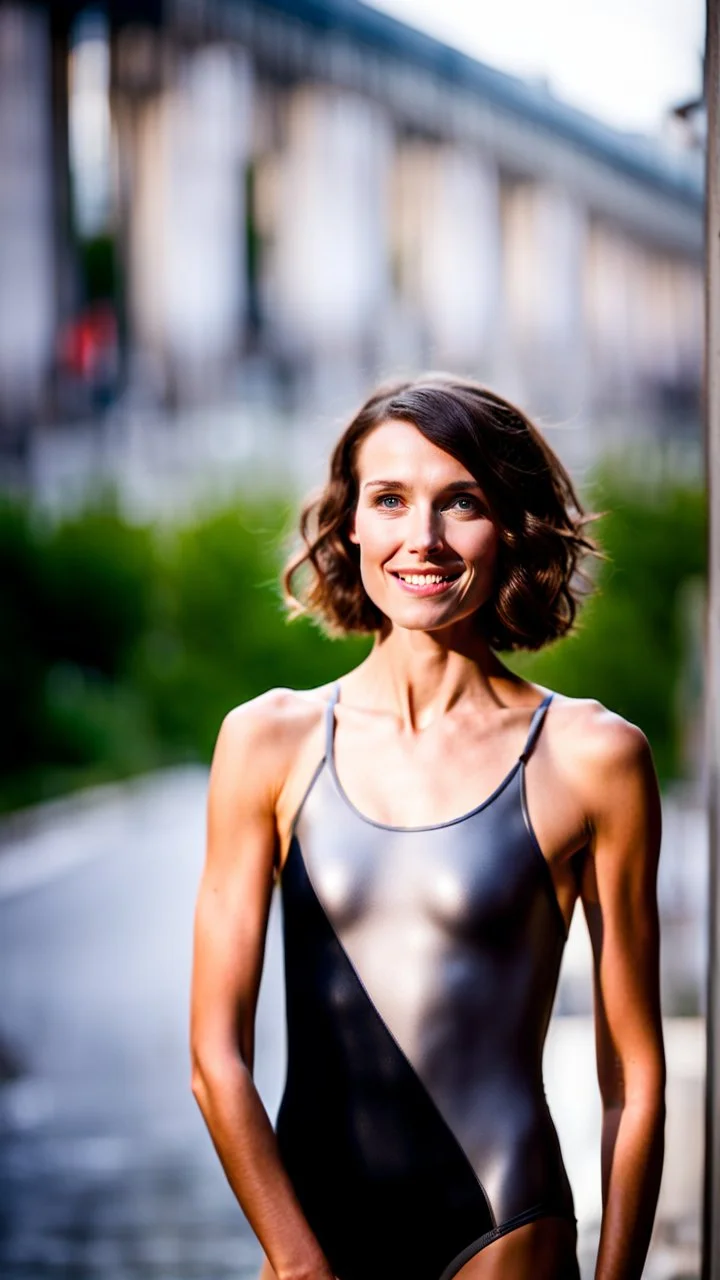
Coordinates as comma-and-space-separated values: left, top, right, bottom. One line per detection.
191, 421, 665, 1280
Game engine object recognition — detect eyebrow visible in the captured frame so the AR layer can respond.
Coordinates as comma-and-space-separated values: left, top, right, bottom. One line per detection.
362, 478, 484, 492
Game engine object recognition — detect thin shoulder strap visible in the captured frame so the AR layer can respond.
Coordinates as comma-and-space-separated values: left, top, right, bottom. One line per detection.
518, 692, 554, 764
324, 681, 342, 761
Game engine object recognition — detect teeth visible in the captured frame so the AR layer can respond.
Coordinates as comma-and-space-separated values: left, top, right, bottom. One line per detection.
396, 572, 455, 585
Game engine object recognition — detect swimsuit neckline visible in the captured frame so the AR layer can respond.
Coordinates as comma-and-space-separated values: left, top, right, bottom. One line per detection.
324, 682, 554, 834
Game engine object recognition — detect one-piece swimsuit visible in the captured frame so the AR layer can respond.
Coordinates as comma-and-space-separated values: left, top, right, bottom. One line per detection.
275, 683, 576, 1280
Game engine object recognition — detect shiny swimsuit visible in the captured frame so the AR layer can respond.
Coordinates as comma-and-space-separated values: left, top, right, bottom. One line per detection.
276, 683, 576, 1280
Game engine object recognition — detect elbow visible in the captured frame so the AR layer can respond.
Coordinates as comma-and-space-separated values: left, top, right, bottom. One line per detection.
189, 1038, 247, 1112
189, 1042, 212, 1112
190, 1054, 210, 1108
599, 1056, 667, 1120
629, 1050, 667, 1116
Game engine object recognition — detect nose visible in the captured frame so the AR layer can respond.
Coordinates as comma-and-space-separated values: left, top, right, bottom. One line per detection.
407, 502, 444, 556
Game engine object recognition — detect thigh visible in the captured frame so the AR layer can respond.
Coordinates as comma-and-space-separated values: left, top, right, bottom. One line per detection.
453, 1218, 579, 1280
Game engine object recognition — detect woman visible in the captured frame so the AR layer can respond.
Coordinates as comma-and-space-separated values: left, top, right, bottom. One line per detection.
190, 375, 665, 1280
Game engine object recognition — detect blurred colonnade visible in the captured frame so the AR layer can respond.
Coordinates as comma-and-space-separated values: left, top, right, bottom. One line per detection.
0, 0, 706, 477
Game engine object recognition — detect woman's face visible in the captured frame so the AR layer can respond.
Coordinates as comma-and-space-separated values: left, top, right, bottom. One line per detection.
349, 420, 499, 633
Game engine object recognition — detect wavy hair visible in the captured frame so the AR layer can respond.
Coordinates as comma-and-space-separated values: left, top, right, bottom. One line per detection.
282, 374, 601, 650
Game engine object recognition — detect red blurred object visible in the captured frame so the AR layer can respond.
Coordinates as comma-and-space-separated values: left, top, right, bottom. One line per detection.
57, 303, 118, 382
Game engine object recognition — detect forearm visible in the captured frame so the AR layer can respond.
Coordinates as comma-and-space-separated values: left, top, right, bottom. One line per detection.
192, 1054, 334, 1280
594, 1095, 665, 1280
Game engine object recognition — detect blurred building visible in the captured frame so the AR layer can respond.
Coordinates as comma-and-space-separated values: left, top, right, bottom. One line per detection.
0, 0, 705, 476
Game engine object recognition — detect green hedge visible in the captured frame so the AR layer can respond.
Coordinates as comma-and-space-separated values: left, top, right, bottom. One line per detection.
0, 498, 161, 809
511, 469, 706, 782
133, 500, 368, 762
0, 470, 705, 812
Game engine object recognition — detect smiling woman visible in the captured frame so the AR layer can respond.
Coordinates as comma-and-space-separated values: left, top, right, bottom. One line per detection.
190, 373, 666, 1280
283, 374, 596, 648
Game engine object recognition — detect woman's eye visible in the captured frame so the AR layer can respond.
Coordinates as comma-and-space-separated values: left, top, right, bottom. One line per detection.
450, 495, 482, 513
372, 493, 482, 513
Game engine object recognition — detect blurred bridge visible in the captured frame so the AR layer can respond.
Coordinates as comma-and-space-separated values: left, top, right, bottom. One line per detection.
0, 0, 705, 478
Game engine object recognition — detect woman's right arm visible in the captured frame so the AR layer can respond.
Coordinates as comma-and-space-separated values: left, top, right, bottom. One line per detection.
190, 694, 335, 1280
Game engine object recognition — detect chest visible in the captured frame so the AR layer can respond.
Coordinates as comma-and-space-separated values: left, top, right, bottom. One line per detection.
330, 723, 525, 829
294, 768, 542, 940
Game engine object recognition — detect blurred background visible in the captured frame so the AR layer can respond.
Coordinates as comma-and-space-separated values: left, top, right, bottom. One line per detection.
0, 0, 708, 1276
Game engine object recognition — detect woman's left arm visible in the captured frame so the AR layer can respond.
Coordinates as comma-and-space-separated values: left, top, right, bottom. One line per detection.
578, 712, 666, 1280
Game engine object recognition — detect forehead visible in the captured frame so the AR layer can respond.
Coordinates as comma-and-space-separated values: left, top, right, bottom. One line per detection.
356, 419, 475, 482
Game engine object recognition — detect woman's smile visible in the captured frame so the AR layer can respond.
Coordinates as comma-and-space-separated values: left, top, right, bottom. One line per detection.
388, 568, 464, 597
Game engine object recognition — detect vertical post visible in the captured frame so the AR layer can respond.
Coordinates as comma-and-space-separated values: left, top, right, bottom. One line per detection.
704, 0, 720, 1277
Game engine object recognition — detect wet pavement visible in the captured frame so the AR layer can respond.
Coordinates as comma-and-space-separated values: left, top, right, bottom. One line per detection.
0, 769, 704, 1279
0, 769, 284, 1279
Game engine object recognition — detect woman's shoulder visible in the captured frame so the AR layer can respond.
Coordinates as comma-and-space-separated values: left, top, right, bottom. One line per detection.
545, 688, 653, 793
208, 684, 339, 818
216, 683, 336, 767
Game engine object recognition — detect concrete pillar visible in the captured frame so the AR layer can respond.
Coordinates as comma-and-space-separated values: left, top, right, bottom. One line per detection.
392, 142, 502, 373
0, 5, 55, 438
501, 181, 588, 414
584, 239, 702, 429
269, 85, 393, 382
702, 0, 720, 1272
583, 222, 636, 403
126, 43, 253, 402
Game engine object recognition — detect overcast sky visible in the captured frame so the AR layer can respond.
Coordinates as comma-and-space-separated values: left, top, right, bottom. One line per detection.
366, 0, 706, 134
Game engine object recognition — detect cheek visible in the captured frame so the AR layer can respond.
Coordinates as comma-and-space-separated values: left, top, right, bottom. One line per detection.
484, 526, 500, 571
352, 510, 396, 560
459, 523, 499, 575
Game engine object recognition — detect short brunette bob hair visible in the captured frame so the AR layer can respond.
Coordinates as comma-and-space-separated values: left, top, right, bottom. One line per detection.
283, 374, 600, 651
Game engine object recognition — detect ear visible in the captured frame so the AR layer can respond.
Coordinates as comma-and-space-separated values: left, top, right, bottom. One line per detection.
348, 516, 359, 545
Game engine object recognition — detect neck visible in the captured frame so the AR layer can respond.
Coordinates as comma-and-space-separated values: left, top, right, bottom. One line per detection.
346, 621, 524, 732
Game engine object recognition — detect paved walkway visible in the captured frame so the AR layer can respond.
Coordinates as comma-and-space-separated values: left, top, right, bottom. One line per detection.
0, 769, 704, 1278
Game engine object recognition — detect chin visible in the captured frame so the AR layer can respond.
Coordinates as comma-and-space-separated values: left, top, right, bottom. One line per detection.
389, 607, 464, 633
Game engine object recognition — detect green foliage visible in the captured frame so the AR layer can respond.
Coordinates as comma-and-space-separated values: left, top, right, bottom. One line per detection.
511, 468, 706, 783
135, 499, 367, 761
43, 502, 156, 677
0, 467, 705, 811
80, 234, 117, 303
0, 495, 159, 808
0, 498, 49, 772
